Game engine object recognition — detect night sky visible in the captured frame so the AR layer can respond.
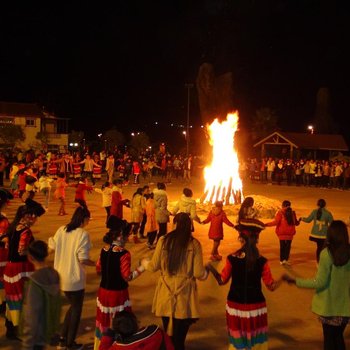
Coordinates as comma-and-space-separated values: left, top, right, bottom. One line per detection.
1, 1, 349, 141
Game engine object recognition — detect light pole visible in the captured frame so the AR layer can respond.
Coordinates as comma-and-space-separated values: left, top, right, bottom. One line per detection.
185, 83, 193, 157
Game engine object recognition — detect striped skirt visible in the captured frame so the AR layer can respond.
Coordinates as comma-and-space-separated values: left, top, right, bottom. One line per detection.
3, 260, 34, 326
226, 300, 268, 350
94, 287, 132, 350
0, 247, 8, 304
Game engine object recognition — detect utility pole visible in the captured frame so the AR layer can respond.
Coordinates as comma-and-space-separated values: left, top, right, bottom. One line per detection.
185, 83, 193, 157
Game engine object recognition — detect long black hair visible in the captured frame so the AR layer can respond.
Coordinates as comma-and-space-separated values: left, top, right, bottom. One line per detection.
237, 230, 260, 271
163, 213, 193, 275
238, 197, 254, 221
65, 206, 90, 232
316, 199, 326, 220
282, 200, 294, 225
326, 220, 350, 266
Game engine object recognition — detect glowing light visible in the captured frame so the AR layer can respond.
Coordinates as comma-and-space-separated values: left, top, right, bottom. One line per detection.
203, 112, 243, 205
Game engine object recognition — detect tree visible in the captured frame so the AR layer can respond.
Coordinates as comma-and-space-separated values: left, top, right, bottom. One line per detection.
36, 131, 50, 150
251, 108, 279, 141
129, 132, 150, 158
0, 124, 25, 146
103, 128, 125, 152
69, 130, 84, 144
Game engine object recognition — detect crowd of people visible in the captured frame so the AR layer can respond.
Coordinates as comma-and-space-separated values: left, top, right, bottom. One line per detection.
244, 157, 350, 189
0, 148, 350, 350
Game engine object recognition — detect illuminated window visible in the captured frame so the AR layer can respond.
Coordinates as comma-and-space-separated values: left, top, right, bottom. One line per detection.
0, 117, 14, 124
26, 118, 36, 127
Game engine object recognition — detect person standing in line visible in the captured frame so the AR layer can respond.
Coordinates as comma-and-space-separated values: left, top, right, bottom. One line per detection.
109, 180, 130, 221
201, 201, 234, 261
206, 219, 280, 350
49, 206, 94, 350
138, 185, 150, 239
76, 154, 101, 185
141, 213, 208, 350
172, 188, 201, 232
54, 173, 68, 216
94, 181, 113, 224
94, 217, 145, 350
265, 200, 299, 265
0, 188, 13, 316
153, 182, 170, 241
71, 176, 94, 211
300, 199, 333, 262
105, 154, 115, 183
145, 192, 158, 249
283, 220, 350, 350
21, 240, 61, 350
237, 196, 258, 222
3, 199, 45, 339
38, 173, 53, 210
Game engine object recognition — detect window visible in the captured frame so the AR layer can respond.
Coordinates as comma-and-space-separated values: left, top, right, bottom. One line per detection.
25, 118, 36, 127
0, 117, 14, 124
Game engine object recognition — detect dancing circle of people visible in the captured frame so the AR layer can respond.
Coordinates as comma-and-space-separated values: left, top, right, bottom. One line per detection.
1, 167, 350, 350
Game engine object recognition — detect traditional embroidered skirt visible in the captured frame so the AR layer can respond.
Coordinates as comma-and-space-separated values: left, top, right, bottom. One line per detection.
3, 260, 34, 326
0, 247, 8, 304
94, 287, 132, 350
226, 300, 268, 350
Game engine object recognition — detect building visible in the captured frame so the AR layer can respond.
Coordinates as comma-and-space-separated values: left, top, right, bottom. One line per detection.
253, 131, 349, 160
0, 101, 69, 152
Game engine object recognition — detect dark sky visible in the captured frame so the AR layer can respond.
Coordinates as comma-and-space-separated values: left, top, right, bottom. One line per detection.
0, 1, 349, 140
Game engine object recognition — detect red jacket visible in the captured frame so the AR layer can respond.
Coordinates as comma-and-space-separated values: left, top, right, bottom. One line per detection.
99, 325, 174, 350
73, 182, 93, 201
202, 211, 234, 240
110, 190, 128, 219
265, 208, 298, 240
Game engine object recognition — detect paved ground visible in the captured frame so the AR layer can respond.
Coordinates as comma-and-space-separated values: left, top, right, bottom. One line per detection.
1, 176, 350, 349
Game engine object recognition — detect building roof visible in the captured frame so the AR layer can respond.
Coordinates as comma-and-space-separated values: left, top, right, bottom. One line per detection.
253, 131, 348, 152
0, 101, 44, 117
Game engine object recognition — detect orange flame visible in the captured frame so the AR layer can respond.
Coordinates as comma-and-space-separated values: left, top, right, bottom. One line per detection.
203, 112, 243, 204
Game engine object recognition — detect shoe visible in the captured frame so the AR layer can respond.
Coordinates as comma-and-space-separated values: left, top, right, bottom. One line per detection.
67, 342, 84, 350
284, 260, 291, 266
280, 261, 285, 265
215, 254, 222, 261
209, 255, 217, 261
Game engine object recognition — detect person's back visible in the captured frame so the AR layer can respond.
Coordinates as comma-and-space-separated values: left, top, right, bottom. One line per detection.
49, 225, 91, 291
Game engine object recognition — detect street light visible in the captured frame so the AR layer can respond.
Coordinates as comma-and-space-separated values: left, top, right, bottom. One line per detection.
308, 125, 314, 134
185, 83, 194, 157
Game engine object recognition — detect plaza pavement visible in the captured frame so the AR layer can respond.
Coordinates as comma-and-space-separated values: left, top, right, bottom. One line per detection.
1, 176, 350, 349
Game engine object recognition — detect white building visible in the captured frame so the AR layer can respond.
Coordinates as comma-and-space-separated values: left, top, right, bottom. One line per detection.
0, 101, 69, 152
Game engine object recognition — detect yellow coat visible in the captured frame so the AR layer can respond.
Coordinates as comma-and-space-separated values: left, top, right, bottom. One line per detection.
146, 236, 206, 321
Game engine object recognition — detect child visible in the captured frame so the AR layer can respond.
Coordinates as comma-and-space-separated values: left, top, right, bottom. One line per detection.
54, 173, 68, 216
145, 192, 158, 249
129, 187, 144, 243
72, 176, 93, 210
21, 240, 61, 350
99, 311, 174, 350
237, 196, 258, 222
38, 173, 53, 210
94, 216, 145, 350
94, 181, 113, 224
201, 201, 234, 261
265, 200, 299, 265
206, 219, 280, 350
110, 179, 130, 220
